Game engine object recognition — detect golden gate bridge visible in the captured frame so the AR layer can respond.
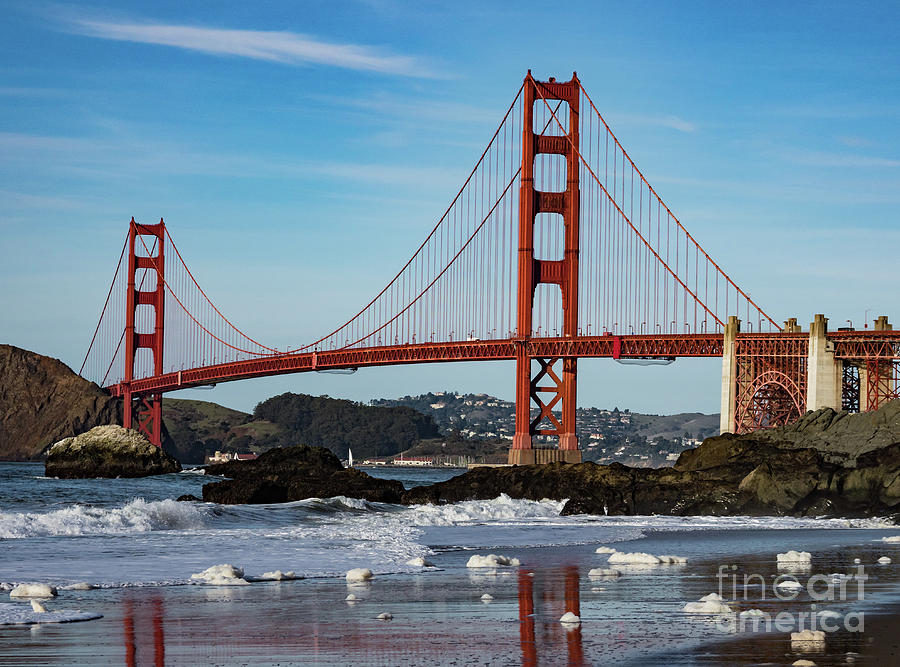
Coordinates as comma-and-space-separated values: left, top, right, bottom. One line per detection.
79, 72, 900, 463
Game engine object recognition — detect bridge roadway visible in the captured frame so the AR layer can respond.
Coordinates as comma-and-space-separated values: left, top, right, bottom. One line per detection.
109, 333, 726, 396
109, 329, 900, 400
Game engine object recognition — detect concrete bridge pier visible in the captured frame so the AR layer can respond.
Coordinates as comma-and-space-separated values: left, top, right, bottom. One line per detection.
719, 316, 740, 434
806, 314, 841, 412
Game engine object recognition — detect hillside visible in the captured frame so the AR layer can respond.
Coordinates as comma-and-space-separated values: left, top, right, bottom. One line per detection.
372, 392, 720, 467
160, 398, 285, 463
0, 344, 121, 460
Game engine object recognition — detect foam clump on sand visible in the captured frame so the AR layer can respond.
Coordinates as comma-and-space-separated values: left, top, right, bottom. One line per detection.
190, 564, 249, 586
775, 579, 803, 590
0, 603, 103, 626
607, 552, 661, 565
345, 594, 359, 604
376, 612, 393, 620
480, 593, 494, 602
882, 536, 900, 543
595, 546, 618, 554
346, 568, 374, 583
254, 571, 299, 581
683, 593, 732, 614
877, 556, 892, 564
588, 568, 621, 578
9, 584, 57, 598
777, 550, 812, 563
406, 557, 435, 567
559, 612, 580, 624
791, 629, 826, 648
658, 555, 688, 564
60, 583, 94, 591
739, 609, 766, 618
465, 554, 520, 568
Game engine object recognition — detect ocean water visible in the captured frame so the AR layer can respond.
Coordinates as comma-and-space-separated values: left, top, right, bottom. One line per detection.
4, 461, 900, 663
1, 461, 895, 590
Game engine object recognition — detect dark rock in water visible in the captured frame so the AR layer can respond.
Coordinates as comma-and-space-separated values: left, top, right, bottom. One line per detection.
176, 494, 201, 502
201, 445, 404, 504
401, 403, 900, 519
45, 425, 181, 478
0, 345, 122, 461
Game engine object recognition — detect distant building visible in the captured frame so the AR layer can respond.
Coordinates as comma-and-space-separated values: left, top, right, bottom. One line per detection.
394, 456, 433, 466
205, 451, 258, 464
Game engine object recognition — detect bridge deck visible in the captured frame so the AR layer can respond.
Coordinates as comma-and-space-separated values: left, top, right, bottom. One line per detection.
109, 334, 725, 395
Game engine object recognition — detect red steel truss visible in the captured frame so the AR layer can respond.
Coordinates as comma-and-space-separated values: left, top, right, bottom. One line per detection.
732, 334, 808, 433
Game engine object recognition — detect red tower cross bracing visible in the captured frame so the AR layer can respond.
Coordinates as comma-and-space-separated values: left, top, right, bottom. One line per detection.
79, 71, 900, 456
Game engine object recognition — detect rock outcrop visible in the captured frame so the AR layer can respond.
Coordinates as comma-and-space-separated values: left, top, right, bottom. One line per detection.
401, 403, 900, 518
45, 425, 181, 478
0, 345, 121, 460
202, 445, 404, 504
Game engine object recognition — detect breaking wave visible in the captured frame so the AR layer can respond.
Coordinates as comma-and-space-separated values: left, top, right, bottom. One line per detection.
0, 499, 207, 539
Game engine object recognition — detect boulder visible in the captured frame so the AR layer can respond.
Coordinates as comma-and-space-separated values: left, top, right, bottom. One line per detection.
45, 425, 181, 478
202, 444, 404, 504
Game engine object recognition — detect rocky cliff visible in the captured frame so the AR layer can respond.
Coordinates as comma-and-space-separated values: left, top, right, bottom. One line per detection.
0, 345, 121, 460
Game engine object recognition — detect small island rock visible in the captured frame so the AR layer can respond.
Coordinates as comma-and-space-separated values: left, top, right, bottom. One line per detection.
45, 425, 181, 478
202, 444, 404, 504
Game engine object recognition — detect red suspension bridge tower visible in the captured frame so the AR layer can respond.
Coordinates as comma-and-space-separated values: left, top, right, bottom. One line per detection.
512, 72, 582, 464
122, 217, 166, 447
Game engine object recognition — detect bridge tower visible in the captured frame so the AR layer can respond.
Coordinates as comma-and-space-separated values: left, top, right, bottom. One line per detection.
122, 218, 166, 447
510, 72, 582, 465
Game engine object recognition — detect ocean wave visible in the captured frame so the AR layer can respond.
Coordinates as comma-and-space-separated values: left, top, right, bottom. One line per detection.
403, 494, 566, 526
0, 499, 207, 539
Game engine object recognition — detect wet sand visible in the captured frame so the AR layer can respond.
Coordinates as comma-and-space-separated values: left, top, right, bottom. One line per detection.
3, 529, 900, 665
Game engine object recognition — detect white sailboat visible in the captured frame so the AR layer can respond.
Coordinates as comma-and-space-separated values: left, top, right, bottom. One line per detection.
348, 449, 354, 468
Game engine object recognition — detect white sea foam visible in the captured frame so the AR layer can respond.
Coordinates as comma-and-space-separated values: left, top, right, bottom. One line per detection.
0, 602, 102, 625
466, 554, 520, 568
607, 551, 661, 565
346, 568, 373, 582
0, 499, 206, 539
9, 584, 56, 598
404, 494, 566, 526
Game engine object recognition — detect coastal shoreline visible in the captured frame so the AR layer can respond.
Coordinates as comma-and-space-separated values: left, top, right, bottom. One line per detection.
4, 521, 900, 665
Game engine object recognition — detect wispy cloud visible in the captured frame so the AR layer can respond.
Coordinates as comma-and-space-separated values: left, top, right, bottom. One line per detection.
775, 147, 900, 168
607, 112, 697, 134
836, 135, 876, 148
61, 17, 438, 78
0, 130, 461, 188
0, 87, 67, 97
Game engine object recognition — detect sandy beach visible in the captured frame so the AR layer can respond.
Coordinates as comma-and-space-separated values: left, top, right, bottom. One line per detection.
4, 523, 900, 666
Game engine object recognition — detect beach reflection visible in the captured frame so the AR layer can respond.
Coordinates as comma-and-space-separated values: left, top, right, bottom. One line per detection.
122, 595, 165, 667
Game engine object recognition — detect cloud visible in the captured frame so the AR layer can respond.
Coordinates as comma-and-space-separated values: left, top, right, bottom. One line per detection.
776, 147, 900, 168
608, 112, 696, 133
0, 130, 461, 188
62, 17, 437, 78
836, 135, 876, 148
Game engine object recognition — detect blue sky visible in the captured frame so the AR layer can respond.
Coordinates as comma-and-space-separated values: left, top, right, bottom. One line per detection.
2, 1, 899, 415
